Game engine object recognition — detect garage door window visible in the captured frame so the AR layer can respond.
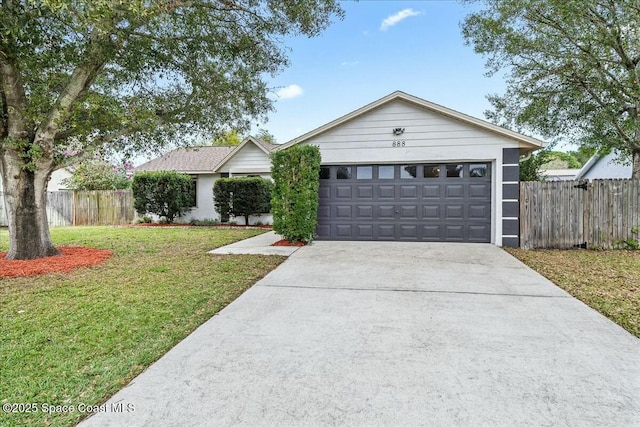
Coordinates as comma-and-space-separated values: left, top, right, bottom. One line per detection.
337, 167, 351, 179
357, 166, 373, 179
424, 165, 440, 178
319, 167, 330, 179
401, 165, 417, 179
378, 165, 394, 179
470, 164, 488, 177
446, 164, 464, 178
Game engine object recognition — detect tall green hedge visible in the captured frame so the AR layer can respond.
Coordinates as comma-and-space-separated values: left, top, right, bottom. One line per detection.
132, 171, 194, 223
271, 145, 321, 242
213, 177, 272, 225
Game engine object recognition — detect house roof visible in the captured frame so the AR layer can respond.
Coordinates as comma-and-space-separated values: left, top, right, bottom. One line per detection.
251, 137, 280, 153
576, 151, 632, 179
278, 90, 547, 151
135, 146, 234, 173
213, 136, 278, 173
540, 169, 581, 181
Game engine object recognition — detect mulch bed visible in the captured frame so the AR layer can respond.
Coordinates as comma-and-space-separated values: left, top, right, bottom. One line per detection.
272, 239, 307, 247
0, 247, 112, 278
128, 224, 272, 229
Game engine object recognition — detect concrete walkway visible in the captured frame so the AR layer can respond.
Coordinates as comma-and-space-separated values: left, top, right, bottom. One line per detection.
209, 231, 301, 256
81, 242, 640, 426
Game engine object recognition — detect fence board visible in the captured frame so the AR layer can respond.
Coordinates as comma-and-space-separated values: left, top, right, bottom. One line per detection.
0, 190, 134, 227
521, 179, 640, 249
73, 190, 134, 225
0, 192, 6, 226
47, 191, 74, 226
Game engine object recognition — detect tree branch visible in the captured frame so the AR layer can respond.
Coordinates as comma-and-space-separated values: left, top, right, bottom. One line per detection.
35, 26, 115, 153
0, 48, 31, 140
0, 79, 7, 139
573, 71, 633, 144
526, 6, 635, 100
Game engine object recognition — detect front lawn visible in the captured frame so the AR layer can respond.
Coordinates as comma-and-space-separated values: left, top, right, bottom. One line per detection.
0, 226, 285, 427
506, 248, 640, 338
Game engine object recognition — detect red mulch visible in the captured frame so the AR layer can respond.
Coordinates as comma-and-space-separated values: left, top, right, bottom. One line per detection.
217, 224, 273, 229
272, 239, 307, 247
128, 224, 272, 229
128, 223, 193, 228
0, 247, 112, 278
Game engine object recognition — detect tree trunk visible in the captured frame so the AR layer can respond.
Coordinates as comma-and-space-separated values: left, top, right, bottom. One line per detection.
633, 148, 640, 180
1, 154, 59, 260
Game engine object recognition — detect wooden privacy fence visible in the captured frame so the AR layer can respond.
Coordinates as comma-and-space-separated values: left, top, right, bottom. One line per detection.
520, 179, 640, 249
0, 190, 135, 227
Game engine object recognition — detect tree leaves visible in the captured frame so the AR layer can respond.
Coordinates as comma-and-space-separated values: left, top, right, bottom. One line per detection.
0, 0, 343, 160
462, 0, 640, 176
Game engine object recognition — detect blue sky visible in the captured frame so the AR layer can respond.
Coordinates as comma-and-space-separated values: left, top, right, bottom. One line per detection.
257, 0, 507, 144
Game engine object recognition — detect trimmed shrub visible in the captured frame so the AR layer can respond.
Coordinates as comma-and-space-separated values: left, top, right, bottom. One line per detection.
132, 171, 194, 223
213, 177, 272, 225
270, 145, 321, 242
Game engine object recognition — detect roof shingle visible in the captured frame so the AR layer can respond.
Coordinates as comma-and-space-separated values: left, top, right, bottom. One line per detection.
252, 138, 280, 153
135, 146, 234, 173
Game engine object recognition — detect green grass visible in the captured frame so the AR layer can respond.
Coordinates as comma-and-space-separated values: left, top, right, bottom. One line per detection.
0, 226, 285, 427
506, 248, 640, 338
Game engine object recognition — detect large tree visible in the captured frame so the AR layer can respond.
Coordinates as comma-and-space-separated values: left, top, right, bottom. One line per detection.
0, 0, 342, 259
461, 0, 640, 178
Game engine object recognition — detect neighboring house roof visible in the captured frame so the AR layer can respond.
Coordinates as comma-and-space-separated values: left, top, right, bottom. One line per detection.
541, 169, 581, 181
251, 137, 280, 153
576, 151, 633, 180
278, 90, 547, 151
135, 146, 234, 173
213, 136, 278, 173
135, 137, 278, 174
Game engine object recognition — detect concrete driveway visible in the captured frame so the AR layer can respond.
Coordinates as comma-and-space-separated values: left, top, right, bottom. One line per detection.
81, 242, 640, 426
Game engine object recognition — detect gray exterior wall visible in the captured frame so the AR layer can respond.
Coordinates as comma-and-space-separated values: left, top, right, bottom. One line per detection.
299, 99, 530, 246
501, 148, 520, 248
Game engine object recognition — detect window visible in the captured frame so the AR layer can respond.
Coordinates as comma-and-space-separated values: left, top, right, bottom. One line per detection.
446, 164, 464, 178
423, 165, 440, 178
336, 166, 352, 179
401, 165, 417, 179
220, 173, 229, 178
357, 166, 373, 179
188, 176, 197, 207
319, 167, 330, 179
470, 164, 488, 178
378, 165, 394, 179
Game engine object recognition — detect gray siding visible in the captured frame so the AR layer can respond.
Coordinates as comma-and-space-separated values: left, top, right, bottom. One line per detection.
580, 152, 632, 180
218, 143, 271, 173
502, 148, 520, 248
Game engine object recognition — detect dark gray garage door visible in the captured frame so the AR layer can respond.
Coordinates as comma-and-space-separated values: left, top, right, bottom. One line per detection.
317, 163, 491, 242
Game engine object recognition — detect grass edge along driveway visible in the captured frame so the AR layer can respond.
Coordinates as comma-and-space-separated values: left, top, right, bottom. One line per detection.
0, 226, 285, 427
506, 248, 640, 339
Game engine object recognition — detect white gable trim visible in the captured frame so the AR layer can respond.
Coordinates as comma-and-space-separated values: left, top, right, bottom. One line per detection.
213, 136, 271, 172
278, 91, 546, 151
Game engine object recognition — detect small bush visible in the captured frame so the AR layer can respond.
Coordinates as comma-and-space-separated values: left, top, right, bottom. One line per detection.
270, 145, 321, 243
213, 177, 272, 225
189, 218, 220, 226
132, 171, 194, 223
616, 226, 639, 250
135, 215, 152, 224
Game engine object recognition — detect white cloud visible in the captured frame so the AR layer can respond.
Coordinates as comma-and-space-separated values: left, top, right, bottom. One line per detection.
380, 8, 422, 31
275, 84, 303, 99
340, 61, 359, 67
